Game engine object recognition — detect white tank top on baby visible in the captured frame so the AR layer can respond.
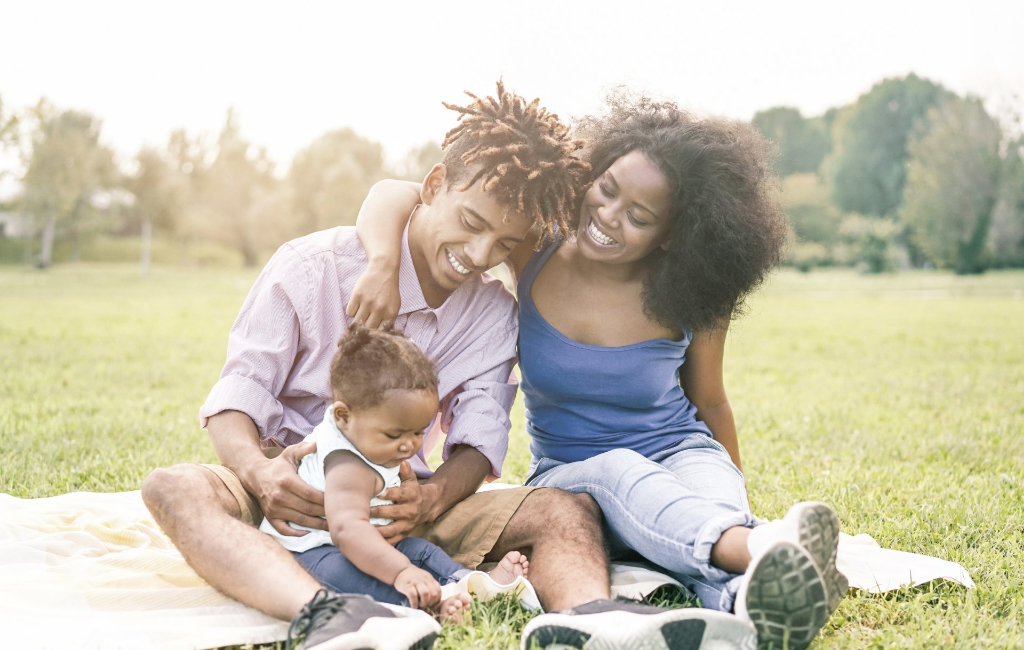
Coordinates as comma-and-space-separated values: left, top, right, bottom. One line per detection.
259, 410, 402, 553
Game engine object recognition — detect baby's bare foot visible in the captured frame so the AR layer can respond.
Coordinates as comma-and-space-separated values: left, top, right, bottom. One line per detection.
488, 550, 529, 585
439, 592, 472, 624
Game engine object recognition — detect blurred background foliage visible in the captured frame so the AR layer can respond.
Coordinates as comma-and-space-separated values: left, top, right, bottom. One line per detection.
1, 72, 1022, 275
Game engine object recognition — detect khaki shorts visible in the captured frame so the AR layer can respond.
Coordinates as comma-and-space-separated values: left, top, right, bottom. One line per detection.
199, 464, 539, 569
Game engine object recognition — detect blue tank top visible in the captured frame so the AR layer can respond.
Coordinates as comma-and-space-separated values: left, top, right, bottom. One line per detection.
518, 239, 713, 464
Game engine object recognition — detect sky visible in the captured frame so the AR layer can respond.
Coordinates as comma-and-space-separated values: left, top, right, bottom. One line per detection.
2, 0, 1023, 176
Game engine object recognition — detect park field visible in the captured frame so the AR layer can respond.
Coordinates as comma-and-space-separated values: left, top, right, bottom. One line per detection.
1, 264, 1023, 649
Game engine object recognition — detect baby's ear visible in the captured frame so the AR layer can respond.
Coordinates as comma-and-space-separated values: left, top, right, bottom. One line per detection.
332, 401, 350, 428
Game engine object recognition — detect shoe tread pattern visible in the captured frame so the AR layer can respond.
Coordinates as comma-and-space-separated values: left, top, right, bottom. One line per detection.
796, 503, 848, 613
661, 619, 707, 650
746, 544, 828, 650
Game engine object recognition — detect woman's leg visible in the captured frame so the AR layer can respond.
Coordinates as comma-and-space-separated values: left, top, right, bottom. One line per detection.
652, 435, 756, 612
526, 440, 758, 612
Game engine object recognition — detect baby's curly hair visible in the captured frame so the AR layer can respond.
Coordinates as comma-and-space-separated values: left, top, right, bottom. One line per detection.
442, 81, 591, 240
331, 323, 437, 411
576, 93, 789, 333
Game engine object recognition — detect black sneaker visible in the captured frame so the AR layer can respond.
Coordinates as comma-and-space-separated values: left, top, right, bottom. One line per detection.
734, 541, 829, 650
287, 590, 440, 650
521, 597, 757, 650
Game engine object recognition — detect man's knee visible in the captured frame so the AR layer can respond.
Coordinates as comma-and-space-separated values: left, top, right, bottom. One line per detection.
142, 464, 224, 520
520, 488, 603, 535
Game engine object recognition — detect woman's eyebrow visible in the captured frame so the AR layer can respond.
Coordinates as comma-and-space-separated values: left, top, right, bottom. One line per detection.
607, 170, 660, 219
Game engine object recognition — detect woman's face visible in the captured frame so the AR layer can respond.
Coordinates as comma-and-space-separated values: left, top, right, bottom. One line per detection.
576, 150, 675, 265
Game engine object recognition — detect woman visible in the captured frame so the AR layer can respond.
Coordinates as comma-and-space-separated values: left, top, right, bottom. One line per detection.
348, 92, 847, 650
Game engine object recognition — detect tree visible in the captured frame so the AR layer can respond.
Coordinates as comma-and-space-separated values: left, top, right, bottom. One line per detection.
124, 146, 186, 274
902, 97, 1003, 274
988, 134, 1024, 266
20, 104, 116, 267
194, 109, 281, 266
780, 173, 844, 246
0, 95, 20, 171
395, 140, 442, 182
751, 107, 830, 176
825, 74, 952, 217
288, 128, 387, 233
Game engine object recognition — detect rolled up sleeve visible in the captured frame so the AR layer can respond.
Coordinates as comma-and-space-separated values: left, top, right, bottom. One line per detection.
199, 244, 309, 442
439, 318, 519, 479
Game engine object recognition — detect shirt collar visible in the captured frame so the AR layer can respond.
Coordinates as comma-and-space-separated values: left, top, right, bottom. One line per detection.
397, 214, 430, 316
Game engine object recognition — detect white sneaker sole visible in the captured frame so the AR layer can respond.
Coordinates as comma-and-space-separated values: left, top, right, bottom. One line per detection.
522, 607, 757, 650
784, 501, 848, 613
305, 614, 439, 650
736, 541, 828, 650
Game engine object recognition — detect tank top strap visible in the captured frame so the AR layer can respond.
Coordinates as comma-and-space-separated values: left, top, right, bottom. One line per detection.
517, 236, 561, 300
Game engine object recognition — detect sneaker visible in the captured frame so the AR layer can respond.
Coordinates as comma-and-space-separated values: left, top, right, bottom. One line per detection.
521, 598, 757, 650
287, 590, 441, 650
734, 541, 829, 650
747, 501, 848, 614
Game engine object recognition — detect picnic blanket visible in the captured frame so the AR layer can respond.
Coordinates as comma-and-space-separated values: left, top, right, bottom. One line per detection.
0, 490, 975, 650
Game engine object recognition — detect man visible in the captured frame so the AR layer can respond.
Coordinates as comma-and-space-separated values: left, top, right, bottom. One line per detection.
142, 83, 755, 650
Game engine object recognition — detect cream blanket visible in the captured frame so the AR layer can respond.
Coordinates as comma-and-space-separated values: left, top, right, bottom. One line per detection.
0, 491, 975, 650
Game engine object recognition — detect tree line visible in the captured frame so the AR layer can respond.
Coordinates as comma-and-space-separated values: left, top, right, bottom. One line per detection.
0, 98, 439, 270
754, 74, 1024, 273
2, 73, 1023, 273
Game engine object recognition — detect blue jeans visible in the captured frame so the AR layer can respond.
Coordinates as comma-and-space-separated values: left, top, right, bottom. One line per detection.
526, 435, 762, 612
294, 537, 471, 607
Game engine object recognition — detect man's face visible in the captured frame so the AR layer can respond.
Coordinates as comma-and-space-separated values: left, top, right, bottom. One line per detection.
408, 164, 531, 303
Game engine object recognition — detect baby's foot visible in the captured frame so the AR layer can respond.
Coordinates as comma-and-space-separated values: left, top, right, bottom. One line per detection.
439, 592, 472, 624
488, 550, 529, 585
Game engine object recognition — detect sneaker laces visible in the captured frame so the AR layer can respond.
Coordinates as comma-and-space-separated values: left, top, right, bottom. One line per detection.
286, 589, 347, 650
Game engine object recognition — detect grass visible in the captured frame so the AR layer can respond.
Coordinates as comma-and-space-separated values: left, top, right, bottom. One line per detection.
2, 264, 1023, 649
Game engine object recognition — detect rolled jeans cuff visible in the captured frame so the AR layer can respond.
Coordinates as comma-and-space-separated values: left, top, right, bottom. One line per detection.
692, 510, 761, 582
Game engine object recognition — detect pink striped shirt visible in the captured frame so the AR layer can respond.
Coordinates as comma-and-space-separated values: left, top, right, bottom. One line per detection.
199, 225, 518, 478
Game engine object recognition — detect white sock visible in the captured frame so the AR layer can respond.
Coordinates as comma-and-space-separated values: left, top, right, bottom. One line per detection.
746, 520, 782, 559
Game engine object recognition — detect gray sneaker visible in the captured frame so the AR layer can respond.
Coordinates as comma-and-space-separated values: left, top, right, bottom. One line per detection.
734, 541, 829, 650
287, 590, 440, 650
749, 501, 848, 615
521, 597, 757, 650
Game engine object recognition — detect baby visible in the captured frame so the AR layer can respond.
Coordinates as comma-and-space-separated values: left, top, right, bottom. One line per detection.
260, 324, 529, 621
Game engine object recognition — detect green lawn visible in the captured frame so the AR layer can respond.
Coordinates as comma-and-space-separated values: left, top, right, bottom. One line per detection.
2, 264, 1023, 649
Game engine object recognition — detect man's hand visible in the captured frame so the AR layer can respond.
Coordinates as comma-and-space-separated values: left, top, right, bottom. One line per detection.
371, 461, 438, 545
242, 440, 326, 537
346, 260, 401, 330
393, 565, 441, 610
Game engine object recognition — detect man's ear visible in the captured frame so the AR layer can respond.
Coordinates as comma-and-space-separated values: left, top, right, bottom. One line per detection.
420, 163, 447, 206
331, 400, 351, 429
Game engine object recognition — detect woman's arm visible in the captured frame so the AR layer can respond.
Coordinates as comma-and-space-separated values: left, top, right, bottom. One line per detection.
347, 179, 422, 328
679, 319, 743, 472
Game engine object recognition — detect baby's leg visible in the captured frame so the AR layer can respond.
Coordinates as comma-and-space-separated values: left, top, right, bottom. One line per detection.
293, 545, 408, 605
487, 550, 529, 585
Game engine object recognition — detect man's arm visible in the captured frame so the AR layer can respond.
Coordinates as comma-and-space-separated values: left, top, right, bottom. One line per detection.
199, 243, 326, 533
207, 410, 326, 534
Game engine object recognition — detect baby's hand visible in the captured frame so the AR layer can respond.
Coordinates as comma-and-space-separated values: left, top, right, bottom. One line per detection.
394, 566, 441, 610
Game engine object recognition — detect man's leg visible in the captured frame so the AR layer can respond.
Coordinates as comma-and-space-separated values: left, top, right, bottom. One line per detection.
483, 488, 610, 611
141, 464, 321, 620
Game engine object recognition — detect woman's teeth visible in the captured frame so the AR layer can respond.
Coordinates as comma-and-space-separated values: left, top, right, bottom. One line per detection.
588, 221, 617, 246
447, 249, 470, 275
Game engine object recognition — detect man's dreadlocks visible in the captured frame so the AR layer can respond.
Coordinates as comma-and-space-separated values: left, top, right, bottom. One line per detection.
441, 81, 590, 240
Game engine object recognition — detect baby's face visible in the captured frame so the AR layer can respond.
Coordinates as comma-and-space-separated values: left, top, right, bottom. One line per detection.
336, 389, 438, 468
